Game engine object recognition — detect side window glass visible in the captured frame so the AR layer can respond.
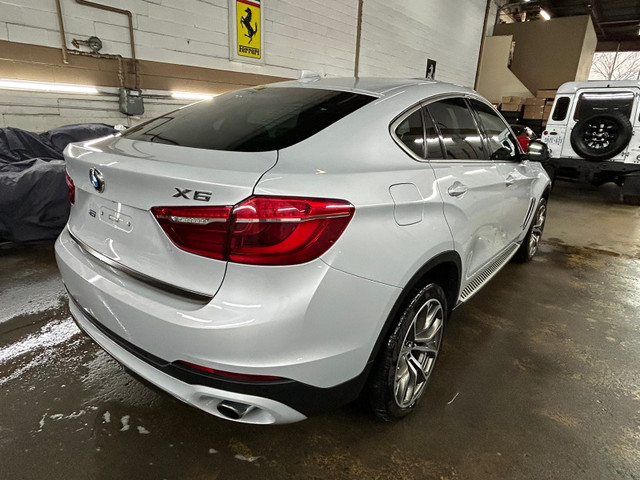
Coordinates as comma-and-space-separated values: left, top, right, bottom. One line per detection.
470, 99, 520, 161
395, 109, 425, 158
552, 97, 570, 121
426, 98, 487, 160
573, 92, 634, 121
422, 107, 444, 159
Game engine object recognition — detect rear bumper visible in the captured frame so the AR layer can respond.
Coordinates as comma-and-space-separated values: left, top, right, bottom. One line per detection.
68, 296, 307, 424
55, 228, 400, 422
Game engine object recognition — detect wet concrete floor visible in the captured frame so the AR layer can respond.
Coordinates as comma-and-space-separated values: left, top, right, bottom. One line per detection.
1, 181, 639, 479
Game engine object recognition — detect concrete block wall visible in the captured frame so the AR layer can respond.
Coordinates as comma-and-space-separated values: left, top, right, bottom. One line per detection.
0, 0, 488, 130
1, 0, 486, 83
0, 89, 190, 132
358, 0, 487, 86
0, 0, 357, 78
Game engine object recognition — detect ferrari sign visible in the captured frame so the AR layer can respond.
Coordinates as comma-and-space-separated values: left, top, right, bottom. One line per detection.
235, 0, 261, 59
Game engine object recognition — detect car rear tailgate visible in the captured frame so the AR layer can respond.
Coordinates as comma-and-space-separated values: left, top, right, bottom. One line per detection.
64, 136, 277, 297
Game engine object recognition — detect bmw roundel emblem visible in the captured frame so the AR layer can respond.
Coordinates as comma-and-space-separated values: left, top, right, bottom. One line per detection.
89, 168, 105, 193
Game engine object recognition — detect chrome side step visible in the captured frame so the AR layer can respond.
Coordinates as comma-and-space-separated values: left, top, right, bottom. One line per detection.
459, 244, 519, 303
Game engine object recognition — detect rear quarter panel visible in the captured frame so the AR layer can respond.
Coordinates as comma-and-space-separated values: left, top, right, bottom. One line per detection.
254, 96, 455, 290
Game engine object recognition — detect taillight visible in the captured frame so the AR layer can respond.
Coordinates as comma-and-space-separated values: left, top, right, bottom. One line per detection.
152, 196, 354, 265
65, 170, 75, 204
151, 206, 232, 260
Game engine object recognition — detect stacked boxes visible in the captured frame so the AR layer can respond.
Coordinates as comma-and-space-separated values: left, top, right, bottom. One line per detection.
523, 97, 546, 120
499, 96, 523, 123
499, 90, 557, 129
537, 89, 557, 127
501, 95, 523, 112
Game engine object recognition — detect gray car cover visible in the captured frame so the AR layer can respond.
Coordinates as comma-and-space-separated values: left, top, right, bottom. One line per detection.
0, 124, 117, 243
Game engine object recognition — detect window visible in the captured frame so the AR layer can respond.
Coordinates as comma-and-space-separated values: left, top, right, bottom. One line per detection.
426, 98, 486, 160
395, 109, 425, 158
423, 108, 444, 159
123, 87, 375, 152
470, 99, 520, 161
573, 92, 634, 121
552, 97, 570, 121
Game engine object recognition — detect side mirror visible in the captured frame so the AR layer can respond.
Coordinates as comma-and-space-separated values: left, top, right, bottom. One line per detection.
527, 140, 550, 163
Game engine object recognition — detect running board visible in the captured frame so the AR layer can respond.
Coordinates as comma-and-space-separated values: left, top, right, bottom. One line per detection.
458, 244, 519, 303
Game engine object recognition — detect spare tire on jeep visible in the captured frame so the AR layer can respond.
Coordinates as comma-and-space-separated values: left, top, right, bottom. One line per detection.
570, 112, 632, 161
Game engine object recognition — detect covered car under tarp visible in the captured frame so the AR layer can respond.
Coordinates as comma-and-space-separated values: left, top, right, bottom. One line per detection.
0, 124, 117, 243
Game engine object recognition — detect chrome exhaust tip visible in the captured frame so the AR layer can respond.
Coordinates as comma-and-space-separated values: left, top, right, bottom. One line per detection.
217, 400, 255, 420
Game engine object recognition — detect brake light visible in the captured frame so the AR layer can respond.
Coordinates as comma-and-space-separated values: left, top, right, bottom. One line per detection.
65, 171, 75, 204
152, 196, 354, 265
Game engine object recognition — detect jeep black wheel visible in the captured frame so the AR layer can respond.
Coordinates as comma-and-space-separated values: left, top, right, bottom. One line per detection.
368, 282, 446, 422
570, 112, 632, 161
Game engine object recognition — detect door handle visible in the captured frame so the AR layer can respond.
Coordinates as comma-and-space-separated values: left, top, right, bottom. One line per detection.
448, 181, 468, 197
505, 174, 516, 187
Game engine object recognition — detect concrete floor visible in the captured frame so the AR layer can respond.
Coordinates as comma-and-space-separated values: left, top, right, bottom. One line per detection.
1, 181, 639, 480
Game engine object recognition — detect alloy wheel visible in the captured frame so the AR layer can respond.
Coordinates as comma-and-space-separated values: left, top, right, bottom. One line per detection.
583, 119, 619, 150
393, 298, 444, 408
528, 202, 547, 258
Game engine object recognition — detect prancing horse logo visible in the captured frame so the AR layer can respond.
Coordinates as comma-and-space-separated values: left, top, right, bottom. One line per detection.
240, 7, 258, 44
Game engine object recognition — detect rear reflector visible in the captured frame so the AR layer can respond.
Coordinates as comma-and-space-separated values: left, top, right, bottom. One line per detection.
65, 170, 75, 204
176, 360, 284, 382
152, 196, 354, 265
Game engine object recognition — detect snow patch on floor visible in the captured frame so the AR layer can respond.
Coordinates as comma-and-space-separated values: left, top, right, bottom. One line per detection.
48, 410, 86, 421
120, 415, 130, 432
0, 317, 79, 364
234, 454, 261, 463
0, 277, 66, 324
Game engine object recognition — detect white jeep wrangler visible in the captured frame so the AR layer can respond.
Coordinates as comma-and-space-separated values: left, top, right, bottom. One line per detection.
541, 80, 640, 203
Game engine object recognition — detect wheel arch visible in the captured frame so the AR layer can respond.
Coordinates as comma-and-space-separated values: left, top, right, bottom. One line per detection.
366, 251, 461, 367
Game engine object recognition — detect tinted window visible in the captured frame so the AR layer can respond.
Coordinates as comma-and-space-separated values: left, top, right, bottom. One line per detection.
552, 97, 570, 121
573, 92, 634, 121
395, 109, 425, 158
123, 87, 375, 152
470, 99, 520, 161
427, 98, 486, 160
423, 108, 444, 159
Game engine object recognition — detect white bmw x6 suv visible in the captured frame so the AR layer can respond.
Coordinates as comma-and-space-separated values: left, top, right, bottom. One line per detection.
56, 78, 551, 424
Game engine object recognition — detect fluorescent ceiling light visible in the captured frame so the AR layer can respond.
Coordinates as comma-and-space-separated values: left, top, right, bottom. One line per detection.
0, 79, 98, 94
171, 92, 216, 100
539, 9, 551, 20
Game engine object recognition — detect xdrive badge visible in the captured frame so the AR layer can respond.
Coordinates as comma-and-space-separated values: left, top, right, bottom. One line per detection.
89, 168, 105, 193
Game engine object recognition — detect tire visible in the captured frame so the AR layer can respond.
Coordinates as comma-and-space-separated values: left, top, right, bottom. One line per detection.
514, 198, 547, 263
570, 112, 632, 161
368, 282, 447, 422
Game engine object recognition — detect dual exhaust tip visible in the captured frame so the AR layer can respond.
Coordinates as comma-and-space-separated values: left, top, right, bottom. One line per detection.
217, 400, 256, 420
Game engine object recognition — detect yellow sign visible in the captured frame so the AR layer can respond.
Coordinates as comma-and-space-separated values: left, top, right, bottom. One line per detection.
236, 0, 261, 59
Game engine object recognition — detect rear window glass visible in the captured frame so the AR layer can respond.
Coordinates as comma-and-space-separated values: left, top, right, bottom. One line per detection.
123, 87, 375, 152
426, 98, 487, 160
573, 92, 634, 121
470, 99, 519, 161
395, 109, 425, 158
423, 108, 444, 159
